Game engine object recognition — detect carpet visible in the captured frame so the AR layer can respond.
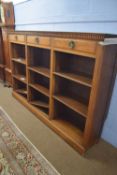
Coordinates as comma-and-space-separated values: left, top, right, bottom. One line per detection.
0, 107, 60, 175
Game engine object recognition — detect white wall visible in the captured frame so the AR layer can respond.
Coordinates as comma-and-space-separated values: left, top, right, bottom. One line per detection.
101, 76, 117, 147
2, 0, 28, 4
14, 0, 117, 34
13, 0, 117, 147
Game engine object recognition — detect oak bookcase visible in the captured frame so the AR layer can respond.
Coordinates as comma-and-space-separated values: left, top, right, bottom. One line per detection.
9, 32, 117, 154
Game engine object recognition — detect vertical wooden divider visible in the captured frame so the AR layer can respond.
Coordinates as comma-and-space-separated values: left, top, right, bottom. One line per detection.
26, 37, 32, 103
9, 41, 14, 89
49, 38, 56, 119
25, 36, 29, 101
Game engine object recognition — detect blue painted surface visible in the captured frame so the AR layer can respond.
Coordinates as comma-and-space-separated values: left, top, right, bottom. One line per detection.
101, 76, 117, 147
14, 0, 117, 34
13, 0, 117, 147
12, 0, 29, 4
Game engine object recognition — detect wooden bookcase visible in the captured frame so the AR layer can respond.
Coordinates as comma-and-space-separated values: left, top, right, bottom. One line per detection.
9, 32, 117, 154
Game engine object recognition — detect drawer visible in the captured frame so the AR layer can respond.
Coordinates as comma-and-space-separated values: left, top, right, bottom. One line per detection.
53, 38, 97, 55
27, 35, 51, 47
9, 34, 25, 43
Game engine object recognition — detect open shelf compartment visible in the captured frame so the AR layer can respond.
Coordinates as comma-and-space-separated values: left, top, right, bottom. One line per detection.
28, 70, 50, 97
53, 76, 91, 118
13, 78, 27, 99
51, 100, 86, 144
12, 62, 26, 83
54, 51, 95, 87
10, 43, 26, 62
27, 46, 50, 77
28, 86, 49, 115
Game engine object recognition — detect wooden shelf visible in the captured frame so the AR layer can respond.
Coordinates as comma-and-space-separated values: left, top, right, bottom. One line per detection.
28, 66, 50, 78
30, 100, 49, 108
14, 91, 27, 101
15, 88, 27, 95
29, 83, 50, 97
53, 72, 92, 87
0, 64, 5, 68
53, 95, 87, 118
12, 58, 26, 65
5, 68, 11, 73
51, 118, 83, 145
13, 74, 27, 84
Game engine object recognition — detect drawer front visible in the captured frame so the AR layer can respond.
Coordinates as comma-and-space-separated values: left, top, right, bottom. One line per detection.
27, 35, 51, 47
9, 34, 25, 43
53, 38, 97, 54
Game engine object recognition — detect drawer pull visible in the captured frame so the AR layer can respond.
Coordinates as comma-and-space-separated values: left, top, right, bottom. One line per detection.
68, 40, 75, 49
15, 35, 18, 40
35, 37, 39, 44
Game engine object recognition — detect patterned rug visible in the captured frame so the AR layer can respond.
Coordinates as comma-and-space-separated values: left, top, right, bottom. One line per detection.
0, 107, 60, 175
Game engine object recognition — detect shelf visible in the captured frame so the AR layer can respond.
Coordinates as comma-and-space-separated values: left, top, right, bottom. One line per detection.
14, 91, 27, 101
13, 74, 27, 84
29, 83, 50, 97
28, 66, 50, 78
51, 119, 83, 145
15, 88, 27, 95
53, 95, 87, 118
5, 68, 11, 73
12, 58, 26, 65
0, 64, 5, 68
53, 72, 92, 87
30, 100, 49, 108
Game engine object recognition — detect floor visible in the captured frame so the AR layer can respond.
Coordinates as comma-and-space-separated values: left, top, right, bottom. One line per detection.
0, 82, 117, 175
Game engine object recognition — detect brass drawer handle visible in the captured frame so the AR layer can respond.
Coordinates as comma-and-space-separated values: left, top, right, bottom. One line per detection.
68, 40, 75, 49
15, 35, 18, 40
35, 37, 39, 44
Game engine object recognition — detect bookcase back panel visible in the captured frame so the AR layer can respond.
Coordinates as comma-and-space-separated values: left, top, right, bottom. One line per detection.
13, 79, 26, 90
13, 62, 26, 76
28, 87, 49, 115
29, 71, 50, 89
11, 43, 25, 59
54, 101, 86, 132
28, 46, 50, 68
54, 76, 91, 105
54, 51, 95, 79
29, 87, 49, 102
